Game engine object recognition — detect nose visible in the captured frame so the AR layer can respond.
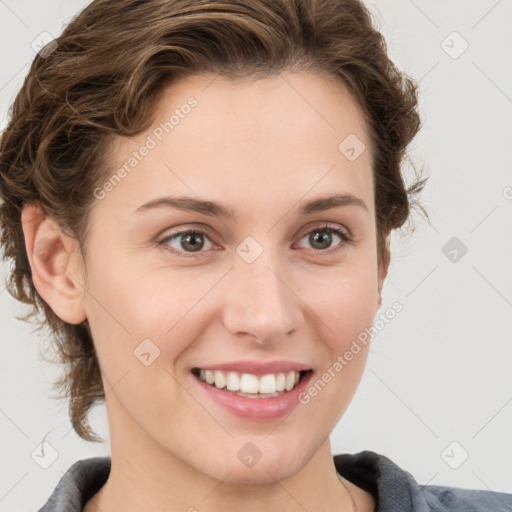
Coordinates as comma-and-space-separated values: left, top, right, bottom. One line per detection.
221, 247, 304, 345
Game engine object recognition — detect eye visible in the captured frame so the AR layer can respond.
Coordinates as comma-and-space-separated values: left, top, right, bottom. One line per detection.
295, 224, 352, 254
158, 223, 352, 258
158, 228, 216, 258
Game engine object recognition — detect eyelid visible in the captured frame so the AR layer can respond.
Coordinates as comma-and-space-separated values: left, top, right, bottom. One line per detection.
294, 223, 352, 253
157, 223, 216, 242
157, 225, 217, 258
158, 222, 352, 257
296, 222, 350, 241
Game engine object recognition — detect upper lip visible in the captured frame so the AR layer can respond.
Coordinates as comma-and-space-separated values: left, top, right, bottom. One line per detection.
192, 360, 312, 376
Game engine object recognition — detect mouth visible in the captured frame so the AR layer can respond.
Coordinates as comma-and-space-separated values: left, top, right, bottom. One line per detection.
191, 367, 311, 399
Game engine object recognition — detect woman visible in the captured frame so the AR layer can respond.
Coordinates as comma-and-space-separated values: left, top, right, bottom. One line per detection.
0, 0, 510, 510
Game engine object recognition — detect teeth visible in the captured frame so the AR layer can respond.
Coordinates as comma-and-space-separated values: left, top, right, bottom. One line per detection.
285, 371, 295, 391
240, 373, 259, 393
226, 371, 239, 391
214, 370, 226, 389
259, 374, 276, 394
197, 369, 303, 394
276, 373, 286, 391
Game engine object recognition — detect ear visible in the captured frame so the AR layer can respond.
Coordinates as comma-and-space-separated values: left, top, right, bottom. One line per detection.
377, 233, 391, 307
21, 201, 87, 324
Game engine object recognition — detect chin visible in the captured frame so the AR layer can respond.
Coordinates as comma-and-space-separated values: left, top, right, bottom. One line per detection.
198, 436, 312, 484
221, 459, 305, 485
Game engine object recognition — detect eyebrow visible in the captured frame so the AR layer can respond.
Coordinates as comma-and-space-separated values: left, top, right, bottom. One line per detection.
134, 193, 368, 218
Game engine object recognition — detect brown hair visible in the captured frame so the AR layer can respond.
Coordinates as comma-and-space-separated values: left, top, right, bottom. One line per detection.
0, 0, 428, 442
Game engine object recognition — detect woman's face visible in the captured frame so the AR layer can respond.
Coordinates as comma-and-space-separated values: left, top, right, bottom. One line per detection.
76, 71, 387, 482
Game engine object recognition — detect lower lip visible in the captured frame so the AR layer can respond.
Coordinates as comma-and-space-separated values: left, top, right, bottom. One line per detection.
193, 371, 313, 420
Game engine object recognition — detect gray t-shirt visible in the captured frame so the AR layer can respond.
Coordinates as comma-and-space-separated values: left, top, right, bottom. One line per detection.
37, 450, 512, 511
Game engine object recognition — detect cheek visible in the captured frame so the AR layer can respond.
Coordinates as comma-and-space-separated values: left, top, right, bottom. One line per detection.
296, 258, 379, 407
295, 270, 377, 421
303, 258, 380, 343
83, 256, 225, 407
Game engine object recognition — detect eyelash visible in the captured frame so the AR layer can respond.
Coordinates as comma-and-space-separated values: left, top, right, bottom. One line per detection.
157, 223, 353, 259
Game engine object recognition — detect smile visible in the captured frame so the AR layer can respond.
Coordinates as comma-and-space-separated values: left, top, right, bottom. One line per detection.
191, 365, 313, 419
192, 368, 307, 398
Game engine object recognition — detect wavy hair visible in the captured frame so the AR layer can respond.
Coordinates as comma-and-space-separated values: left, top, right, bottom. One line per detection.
0, 0, 428, 441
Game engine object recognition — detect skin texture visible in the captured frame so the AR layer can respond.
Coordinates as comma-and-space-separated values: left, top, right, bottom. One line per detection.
22, 71, 387, 511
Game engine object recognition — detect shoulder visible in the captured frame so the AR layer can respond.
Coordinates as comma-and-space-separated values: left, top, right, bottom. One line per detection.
418, 484, 512, 512
333, 450, 512, 512
37, 457, 110, 512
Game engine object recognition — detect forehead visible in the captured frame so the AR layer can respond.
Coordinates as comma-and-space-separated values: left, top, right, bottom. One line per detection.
145, 71, 371, 159
99, 71, 374, 221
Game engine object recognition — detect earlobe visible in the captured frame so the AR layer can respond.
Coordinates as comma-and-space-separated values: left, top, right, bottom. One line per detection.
21, 201, 87, 325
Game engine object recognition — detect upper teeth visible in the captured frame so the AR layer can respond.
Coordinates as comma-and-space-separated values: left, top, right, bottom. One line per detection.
198, 369, 301, 394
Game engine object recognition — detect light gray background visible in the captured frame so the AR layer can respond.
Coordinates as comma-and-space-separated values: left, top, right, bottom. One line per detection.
1, 1, 511, 510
